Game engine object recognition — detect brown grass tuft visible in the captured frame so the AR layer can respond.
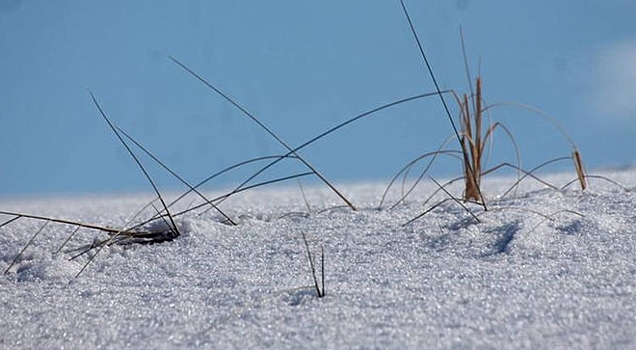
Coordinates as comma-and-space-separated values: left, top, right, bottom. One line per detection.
458, 76, 484, 203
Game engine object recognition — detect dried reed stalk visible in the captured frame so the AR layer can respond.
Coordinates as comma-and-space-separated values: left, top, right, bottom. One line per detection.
461, 77, 484, 202
573, 149, 587, 190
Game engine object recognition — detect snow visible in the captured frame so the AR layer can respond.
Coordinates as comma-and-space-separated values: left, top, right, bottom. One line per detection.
1, 169, 635, 349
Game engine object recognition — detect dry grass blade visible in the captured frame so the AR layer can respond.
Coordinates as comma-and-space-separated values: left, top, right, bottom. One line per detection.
139, 154, 302, 223
54, 225, 82, 256
497, 157, 572, 199
169, 55, 456, 214
1, 216, 21, 229
89, 92, 180, 239
0, 210, 124, 234
225, 91, 451, 213
380, 147, 461, 210
520, 209, 585, 239
320, 245, 325, 297
301, 231, 324, 298
482, 101, 588, 191
562, 174, 629, 192
138, 171, 314, 222
4, 220, 50, 274
393, 136, 459, 204
298, 180, 312, 214
116, 126, 237, 225
401, 175, 482, 226
403, 199, 448, 226
168, 55, 356, 211
429, 176, 480, 223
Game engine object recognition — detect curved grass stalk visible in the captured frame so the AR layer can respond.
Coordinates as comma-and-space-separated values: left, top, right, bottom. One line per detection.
379, 146, 460, 210
397, 136, 458, 205
519, 209, 586, 241
167, 90, 450, 220
170, 54, 454, 213
561, 174, 631, 192
483, 101, 587, 190
126, 154, 302, 228
116, 126, 236, 225
169, 56, 356, 211
415, 158, 569, 222
497, 156, 572, 199
89, 92, 180, 239
128, 171, 314, 230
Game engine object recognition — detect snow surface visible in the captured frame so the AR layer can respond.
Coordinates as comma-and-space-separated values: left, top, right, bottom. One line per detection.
1, 169, 635, 349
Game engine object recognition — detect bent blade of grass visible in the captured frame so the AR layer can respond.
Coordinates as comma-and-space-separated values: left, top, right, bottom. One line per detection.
89, 91, 180, 239
562, 174, 628, 192
0, 216, 21, 229
54, 225, 82, 256
403, 199, 449, 226
129, 165, 313, 230
482, 101, 587, 191
168, 55, 356, 211
429, 175, 480, 223
497, 156, 572, 199
164, 154, 301, 216
379, 145, 460, 209
397, 136, 458, 202
0, 210, 126, 234
518, 209, 585, 241
223, 90, 452, 213
482, 121, 523, 185
116, 125, 237, 225
169, 55, 454, 213
165, 63, 449, 216
481, 162, 560, 194
174, 171, 315, 218
194, 171, 315, 217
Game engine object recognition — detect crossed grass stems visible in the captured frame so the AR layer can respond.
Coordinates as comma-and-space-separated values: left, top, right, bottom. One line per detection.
1, 1, 626, 292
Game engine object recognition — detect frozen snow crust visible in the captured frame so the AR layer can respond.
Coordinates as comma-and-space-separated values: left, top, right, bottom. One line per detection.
1, 169, 635, 349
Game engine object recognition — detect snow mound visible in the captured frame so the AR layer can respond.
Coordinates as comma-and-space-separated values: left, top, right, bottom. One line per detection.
1, 169, 635, 349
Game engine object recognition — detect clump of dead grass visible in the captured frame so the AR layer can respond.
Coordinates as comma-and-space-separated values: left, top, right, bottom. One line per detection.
385, 1, 590, 222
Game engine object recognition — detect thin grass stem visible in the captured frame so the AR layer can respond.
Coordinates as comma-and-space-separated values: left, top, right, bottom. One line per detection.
4, 220, 50, 274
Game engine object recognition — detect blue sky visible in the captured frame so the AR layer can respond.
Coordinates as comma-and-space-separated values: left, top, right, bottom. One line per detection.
1, 0, 635, 197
